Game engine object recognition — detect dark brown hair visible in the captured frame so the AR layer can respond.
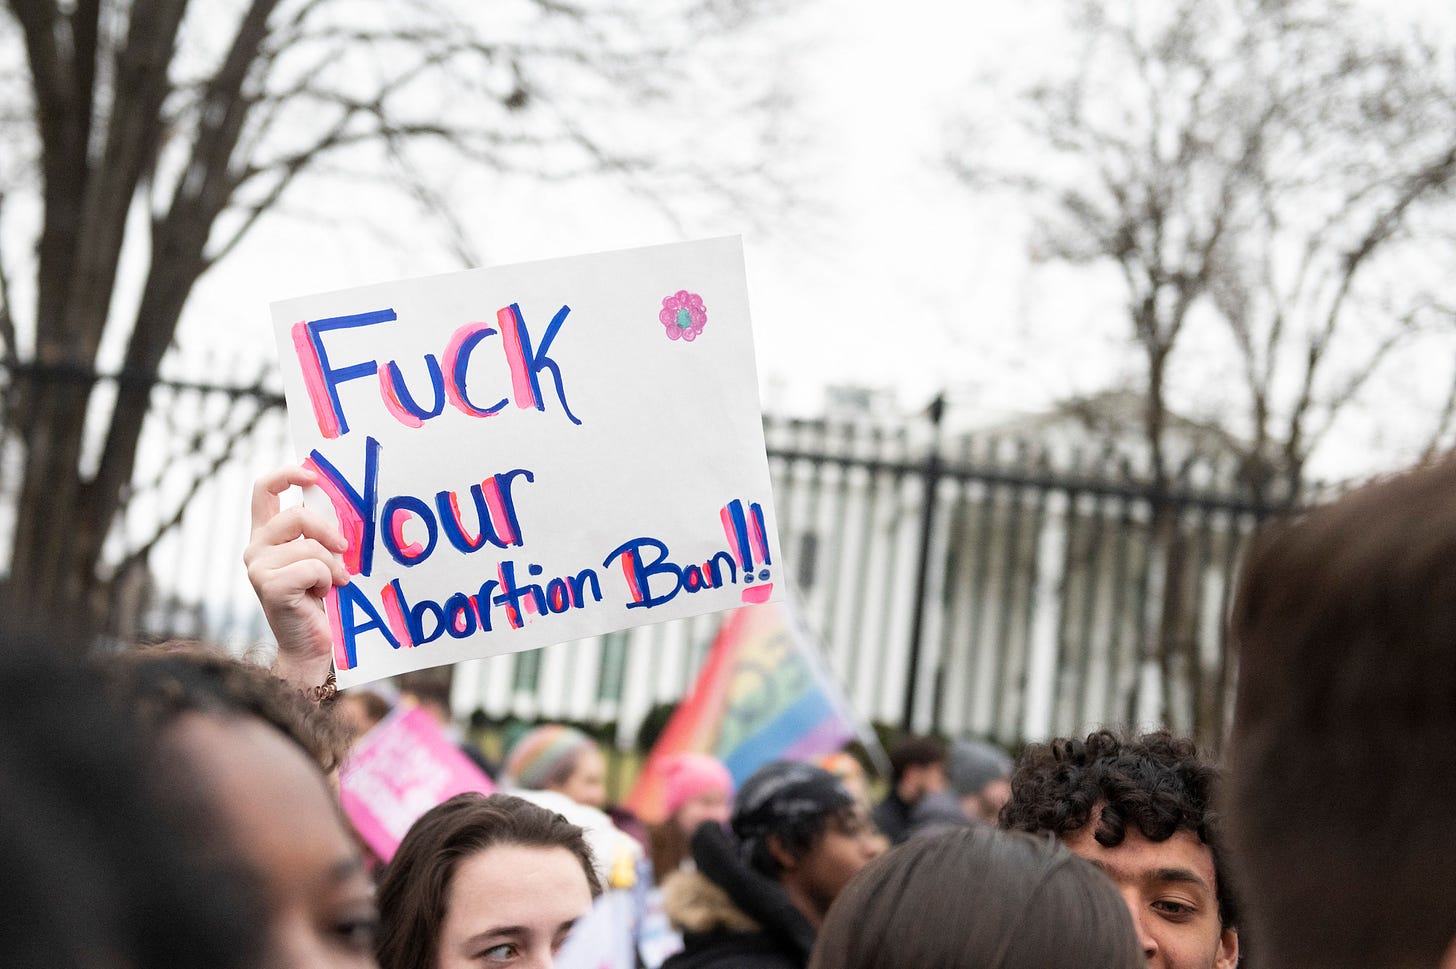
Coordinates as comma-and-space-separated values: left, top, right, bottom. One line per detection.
4, 635, 264, 969
1229, 457, 1456, 969
340, 689, 393, 732
809, 827, 1141, 969
1001, 728, 1236, 928
888, 734, 946, 783
375, 792, 602, 969
105, 644, 351, 772
648, 819, 690, 882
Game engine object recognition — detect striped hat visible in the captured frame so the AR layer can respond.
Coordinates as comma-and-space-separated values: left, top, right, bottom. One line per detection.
505, 724, 596, 791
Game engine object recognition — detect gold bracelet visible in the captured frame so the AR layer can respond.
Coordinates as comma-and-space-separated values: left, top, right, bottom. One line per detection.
309, 668, 338, 703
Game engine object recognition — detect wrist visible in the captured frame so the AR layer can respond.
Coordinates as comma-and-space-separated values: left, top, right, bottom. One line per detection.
306, 668, 338, 704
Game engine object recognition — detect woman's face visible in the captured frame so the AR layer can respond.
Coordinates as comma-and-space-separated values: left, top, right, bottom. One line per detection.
436, 844, 594, 969
169, 714, 379, 969
554, 747, 607, 808
673, 788, 731, 838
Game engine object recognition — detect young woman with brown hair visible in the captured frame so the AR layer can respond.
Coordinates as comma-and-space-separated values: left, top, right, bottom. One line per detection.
375, 792, 602, 969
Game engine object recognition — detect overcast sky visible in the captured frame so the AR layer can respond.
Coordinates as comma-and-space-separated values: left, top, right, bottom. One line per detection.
169, 0, 1456, 483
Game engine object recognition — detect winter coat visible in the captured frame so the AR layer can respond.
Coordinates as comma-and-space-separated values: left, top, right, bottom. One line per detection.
872, 791, 914, 844
658, 823, 815, 969
905, 790, 974, 840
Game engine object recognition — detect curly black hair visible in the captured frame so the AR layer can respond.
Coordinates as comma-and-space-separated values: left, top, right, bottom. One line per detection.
1000, 729, 1236, 928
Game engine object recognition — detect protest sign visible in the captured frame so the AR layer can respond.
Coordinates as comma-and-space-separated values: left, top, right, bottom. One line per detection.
338, 704, 495, 861
272, 237, 782, 688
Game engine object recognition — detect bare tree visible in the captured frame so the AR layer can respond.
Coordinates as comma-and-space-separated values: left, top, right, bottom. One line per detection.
953, 0, 1456, 501
0, 0, 789, 641
948, 0, 1456, 739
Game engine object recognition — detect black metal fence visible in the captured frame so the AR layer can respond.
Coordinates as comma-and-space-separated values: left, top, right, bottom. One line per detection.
761, 405, 1277, 750
0, 363, 1285, 751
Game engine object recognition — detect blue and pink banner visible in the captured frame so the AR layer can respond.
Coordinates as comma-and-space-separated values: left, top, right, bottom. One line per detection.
627, 598, 871, 823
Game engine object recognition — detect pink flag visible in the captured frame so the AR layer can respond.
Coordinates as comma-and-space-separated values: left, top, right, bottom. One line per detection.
555, 890, 637, 969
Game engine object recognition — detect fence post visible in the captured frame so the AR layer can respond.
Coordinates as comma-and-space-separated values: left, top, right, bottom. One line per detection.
901, 393, 946, 733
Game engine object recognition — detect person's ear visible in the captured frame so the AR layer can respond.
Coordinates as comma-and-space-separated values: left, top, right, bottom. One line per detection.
1439, 933, 1456, 969
1213, 927, 1239, 969
767, 834, 797, 871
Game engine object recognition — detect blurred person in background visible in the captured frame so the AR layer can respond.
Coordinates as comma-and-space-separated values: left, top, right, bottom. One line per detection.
904, 786, 973, 840
815, 750, 870, 806
947, 737, 1014, 825
110, 647, 380, 969
871, 734, 947, 844
3, 635, 262, 969
661, 761, 882, 969
399, 673, 497, 777
375, 792, 600, 969
506, 723, 608, 809
504, 723, 643, 889
817, 750, 891, 853
1228, 456, 1456, 969
638, 754, 734, 969
397, 675, 454, 729
1002, 730, 1238, 969
336, 687, 392, 740
809, 826, 1142, 969
647, 753, 735, 882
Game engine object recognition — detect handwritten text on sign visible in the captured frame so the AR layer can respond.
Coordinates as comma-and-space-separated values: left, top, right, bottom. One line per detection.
272, 238, 782, 688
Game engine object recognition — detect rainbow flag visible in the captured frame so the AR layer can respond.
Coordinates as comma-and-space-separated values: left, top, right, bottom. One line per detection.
627, 598, 872, 823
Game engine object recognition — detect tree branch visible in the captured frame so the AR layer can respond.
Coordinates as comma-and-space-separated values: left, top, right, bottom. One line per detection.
1298, 315, 1416, 463
0, 192, 18, 362
70, 0, 100, 160
1285, 142, 1456, 467
7, 1, 63, 121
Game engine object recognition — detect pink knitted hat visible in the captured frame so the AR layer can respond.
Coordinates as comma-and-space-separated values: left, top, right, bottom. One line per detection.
661, 753, 733, 819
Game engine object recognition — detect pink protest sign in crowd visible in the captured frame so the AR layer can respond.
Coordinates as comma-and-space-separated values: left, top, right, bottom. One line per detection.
340, 705, 496, 862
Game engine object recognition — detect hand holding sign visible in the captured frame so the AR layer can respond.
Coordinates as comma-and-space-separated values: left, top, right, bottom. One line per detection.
245, 464, 352, 690
270, 238, 782, 688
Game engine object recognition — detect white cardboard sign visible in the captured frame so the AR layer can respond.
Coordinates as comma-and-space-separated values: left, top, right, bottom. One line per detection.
271, 237, 782, 688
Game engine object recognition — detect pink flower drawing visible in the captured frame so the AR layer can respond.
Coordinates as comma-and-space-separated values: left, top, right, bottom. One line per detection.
660, 290, 707, 342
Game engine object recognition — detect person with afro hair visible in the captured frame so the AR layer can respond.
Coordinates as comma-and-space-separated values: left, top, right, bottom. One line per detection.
1001, 729, 1237, 969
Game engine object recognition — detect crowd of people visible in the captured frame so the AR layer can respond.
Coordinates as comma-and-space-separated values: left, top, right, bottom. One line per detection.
12, 453, 1456, 969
